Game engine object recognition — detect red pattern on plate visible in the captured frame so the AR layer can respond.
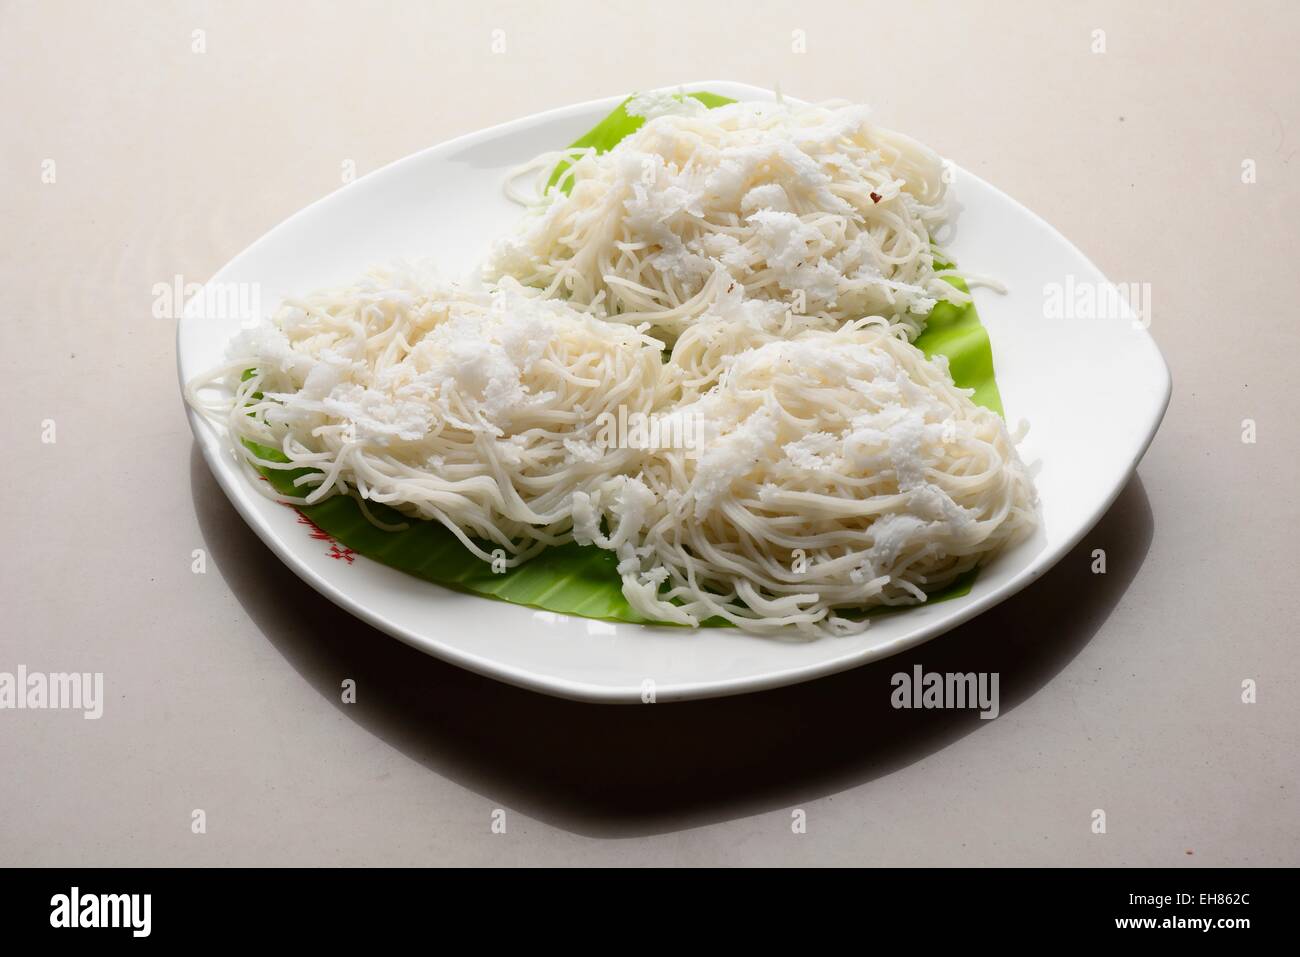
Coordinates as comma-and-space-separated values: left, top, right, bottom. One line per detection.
292, 507, 355, 564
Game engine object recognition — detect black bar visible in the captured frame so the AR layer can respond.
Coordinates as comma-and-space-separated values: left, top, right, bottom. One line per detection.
0, 868, 1279, 942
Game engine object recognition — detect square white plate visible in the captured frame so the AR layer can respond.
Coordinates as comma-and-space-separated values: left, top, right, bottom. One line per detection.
179, 81, 1170, 702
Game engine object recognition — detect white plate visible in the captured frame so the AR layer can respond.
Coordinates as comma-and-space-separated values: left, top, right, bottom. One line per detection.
179, 81, 1170, 703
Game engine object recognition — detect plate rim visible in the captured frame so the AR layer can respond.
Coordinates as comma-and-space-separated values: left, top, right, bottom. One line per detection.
178, 80, 1172, 703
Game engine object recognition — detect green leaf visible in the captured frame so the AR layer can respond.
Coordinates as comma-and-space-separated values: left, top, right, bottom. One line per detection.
916, 275, 1003, 417
546, 91, 735, 194
245, 439, 652, 623
245, 91, 1007, 622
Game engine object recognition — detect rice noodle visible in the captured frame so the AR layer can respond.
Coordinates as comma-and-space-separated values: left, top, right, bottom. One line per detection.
186, 97, 1038, 637
573, 320, 1038, 636
491, 99, 965, 342
186, 267, 670, 568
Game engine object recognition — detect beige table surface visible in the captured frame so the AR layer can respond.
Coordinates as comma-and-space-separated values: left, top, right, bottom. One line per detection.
2, 0, 1297, 867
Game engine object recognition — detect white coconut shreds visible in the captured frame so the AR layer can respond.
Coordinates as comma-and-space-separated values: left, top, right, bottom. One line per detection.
492, 98, 967, 343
